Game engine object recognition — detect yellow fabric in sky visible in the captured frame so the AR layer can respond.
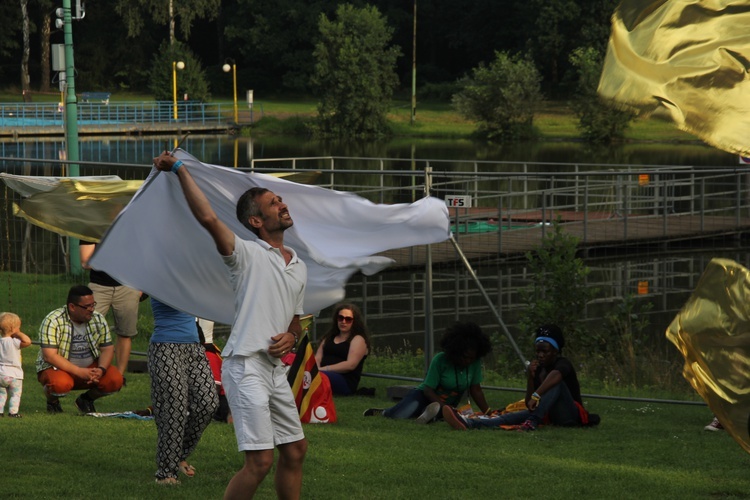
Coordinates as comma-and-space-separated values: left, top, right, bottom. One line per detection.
598, 0, 750, 155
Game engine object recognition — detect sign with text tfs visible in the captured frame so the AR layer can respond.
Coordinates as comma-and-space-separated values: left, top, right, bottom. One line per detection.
445, 195, 472, 208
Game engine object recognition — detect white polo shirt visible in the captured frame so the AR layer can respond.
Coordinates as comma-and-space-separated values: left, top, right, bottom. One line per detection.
221, 236, 306, 363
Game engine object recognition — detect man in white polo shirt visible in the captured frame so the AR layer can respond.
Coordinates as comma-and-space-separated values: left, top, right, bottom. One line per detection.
153, 151, 307, 499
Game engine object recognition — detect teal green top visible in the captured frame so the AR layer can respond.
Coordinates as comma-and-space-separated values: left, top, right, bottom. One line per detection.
417, 352, 483, 406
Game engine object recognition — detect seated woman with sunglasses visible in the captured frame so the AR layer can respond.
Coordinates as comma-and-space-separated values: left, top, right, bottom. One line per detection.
315, 303, 371, 395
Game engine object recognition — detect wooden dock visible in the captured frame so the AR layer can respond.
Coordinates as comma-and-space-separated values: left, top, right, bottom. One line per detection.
0, 122, 235, 138
381, 213, 750, 268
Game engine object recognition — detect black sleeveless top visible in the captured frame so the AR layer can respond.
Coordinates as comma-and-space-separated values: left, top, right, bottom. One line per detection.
321, 336, 367, 393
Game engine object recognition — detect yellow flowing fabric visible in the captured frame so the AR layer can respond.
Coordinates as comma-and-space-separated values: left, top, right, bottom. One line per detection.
598, 0, 750, 155
13, 179, 142, 242
666, 258, 750, 453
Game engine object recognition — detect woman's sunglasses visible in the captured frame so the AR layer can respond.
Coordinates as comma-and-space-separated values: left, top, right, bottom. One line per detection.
337, 314, 354, 323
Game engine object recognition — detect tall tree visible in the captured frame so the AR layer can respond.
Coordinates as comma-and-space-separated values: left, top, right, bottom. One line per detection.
37, 0, 55, 93
225, 0, 333, 92
115, 0, 220, 42
526, 0, 580, 88
312, 3, 401, 138
20, 0, 30, 92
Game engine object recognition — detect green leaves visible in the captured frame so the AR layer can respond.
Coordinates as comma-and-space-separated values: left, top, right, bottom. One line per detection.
518, 219, 596, 347
569, 46, 635, 143
311, 4, 401, 138
148, 41, 210, 102
452, 51, 543, 141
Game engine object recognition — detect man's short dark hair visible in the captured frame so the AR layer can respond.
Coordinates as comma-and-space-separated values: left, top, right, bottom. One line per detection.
67, 285, 94, 305
236, 187, 269, 236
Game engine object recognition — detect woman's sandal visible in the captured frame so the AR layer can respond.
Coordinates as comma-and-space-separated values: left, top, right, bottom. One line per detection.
178, 461, 196, 478
155, 477, 180, 485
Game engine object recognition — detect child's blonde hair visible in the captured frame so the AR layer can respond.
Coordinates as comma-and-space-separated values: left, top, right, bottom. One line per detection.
0, 312, 21, 336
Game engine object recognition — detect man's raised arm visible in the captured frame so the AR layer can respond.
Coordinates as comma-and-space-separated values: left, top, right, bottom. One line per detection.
153, 152, 235, 256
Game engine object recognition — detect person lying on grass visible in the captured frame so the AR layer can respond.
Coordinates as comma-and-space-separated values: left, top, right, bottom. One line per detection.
364, 321, 492, 424
444, 324, 596, 431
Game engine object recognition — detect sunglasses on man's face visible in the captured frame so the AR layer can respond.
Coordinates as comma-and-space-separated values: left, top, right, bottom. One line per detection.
337, 314, 354, 324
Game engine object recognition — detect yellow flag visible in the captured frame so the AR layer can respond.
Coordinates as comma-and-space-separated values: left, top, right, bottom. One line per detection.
598, 0, 750, 155
666, 258, 750, 454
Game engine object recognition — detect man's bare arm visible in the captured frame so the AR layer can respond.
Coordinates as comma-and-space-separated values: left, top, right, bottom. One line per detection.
153, 152, 235, 256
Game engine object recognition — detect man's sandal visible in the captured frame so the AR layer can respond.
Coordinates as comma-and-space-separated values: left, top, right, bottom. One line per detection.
155, 477, 180, 485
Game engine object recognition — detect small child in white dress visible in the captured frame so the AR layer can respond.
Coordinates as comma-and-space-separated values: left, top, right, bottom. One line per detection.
0, 312, 32, 418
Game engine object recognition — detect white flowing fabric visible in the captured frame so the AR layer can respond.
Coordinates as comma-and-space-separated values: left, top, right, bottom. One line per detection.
90, 150, 450, 324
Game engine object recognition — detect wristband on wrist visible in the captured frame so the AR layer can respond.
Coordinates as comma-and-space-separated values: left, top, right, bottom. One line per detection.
531, 392, 541, 401
289, 331, 299, 352
98, 365, 107, 374
171, 160, 184, 173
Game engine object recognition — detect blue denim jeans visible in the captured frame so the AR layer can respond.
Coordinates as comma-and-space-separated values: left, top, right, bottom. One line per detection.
383, 388, 429, 419
325, 371, 352, 396
467, 383, 580, 429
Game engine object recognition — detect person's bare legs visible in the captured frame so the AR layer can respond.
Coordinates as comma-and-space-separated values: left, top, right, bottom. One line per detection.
275, 439, 307, 500
115, 335, 131, 375
223, 449, 274, 500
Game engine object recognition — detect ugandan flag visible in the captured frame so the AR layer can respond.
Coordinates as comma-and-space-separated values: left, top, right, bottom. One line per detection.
286, 318, 337, 423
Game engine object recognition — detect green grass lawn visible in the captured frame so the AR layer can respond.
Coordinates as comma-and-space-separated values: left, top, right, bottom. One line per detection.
4, 344, 749, 499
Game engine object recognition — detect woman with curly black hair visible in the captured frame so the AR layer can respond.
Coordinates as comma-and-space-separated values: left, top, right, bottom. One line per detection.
364, 321, 492, 423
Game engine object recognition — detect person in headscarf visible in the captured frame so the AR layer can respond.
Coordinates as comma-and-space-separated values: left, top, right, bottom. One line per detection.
443, 324, 595, 431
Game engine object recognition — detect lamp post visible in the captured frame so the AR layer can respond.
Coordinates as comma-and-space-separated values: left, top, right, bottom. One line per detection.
411, 0, 417, 125
222, 60, 238, 124
172, 60, 185, 120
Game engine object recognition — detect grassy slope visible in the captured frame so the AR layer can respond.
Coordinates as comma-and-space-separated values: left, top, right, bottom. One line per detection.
4, 345, 750, 499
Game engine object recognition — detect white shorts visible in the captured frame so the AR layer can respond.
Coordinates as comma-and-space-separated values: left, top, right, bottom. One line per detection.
222, 353, 305, 451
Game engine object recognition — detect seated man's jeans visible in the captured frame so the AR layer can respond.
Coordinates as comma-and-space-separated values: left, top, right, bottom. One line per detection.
467, 382, 580, 429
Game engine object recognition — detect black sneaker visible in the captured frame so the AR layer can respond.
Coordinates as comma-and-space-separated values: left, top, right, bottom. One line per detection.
75, 395, 96, 413
47, 400, 63, 413
363, 408, 384, 417
8, 413, 22, 418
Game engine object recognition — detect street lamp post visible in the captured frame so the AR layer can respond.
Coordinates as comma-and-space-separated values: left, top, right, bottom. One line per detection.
222, 60, 238, 124
411, 0, 417, 125
172, 60, 185, 120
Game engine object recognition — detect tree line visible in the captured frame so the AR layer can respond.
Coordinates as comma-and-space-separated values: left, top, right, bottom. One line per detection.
3, 0, 629, 141
3, 0, 618, 98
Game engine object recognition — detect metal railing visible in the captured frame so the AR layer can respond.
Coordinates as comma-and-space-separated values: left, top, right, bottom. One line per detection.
2, 154, 750, 359
0, 101, 257, 131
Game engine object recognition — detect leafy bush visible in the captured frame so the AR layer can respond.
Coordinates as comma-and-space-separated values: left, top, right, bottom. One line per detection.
452, 51, 543, 141
569, 46, 634, 143
518, 219, 597, 347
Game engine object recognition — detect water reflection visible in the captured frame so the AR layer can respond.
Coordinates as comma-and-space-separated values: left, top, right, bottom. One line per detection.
0, 134, 743, 171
